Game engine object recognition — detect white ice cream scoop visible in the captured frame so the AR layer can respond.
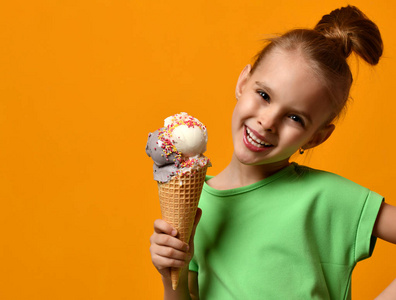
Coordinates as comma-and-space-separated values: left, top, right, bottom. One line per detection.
163, 112, 208, 157
171, 124, 207, 157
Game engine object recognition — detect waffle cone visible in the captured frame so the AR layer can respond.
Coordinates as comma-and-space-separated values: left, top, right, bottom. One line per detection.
158, 165, 208, 290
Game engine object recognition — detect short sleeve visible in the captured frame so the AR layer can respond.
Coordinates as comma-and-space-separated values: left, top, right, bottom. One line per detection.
354, 190, 384, 262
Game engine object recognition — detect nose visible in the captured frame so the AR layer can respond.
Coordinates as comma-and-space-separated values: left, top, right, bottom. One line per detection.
257, 108, 278, 133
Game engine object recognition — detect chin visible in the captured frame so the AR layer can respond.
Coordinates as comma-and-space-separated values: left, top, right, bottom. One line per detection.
235, 149, 290, 167
234, 149, 267, 165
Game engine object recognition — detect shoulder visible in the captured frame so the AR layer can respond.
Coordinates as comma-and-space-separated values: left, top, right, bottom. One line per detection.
292, 163, 384, 204
293, 163, 383, 211
293, 164, 363, 189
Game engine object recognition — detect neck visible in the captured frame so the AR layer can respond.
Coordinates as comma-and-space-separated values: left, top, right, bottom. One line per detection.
220, 153, 290, 188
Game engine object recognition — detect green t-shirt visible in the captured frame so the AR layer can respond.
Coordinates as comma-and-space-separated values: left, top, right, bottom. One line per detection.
189, 163, 383, 299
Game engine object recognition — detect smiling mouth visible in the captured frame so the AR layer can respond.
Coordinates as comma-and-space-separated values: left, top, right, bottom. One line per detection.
246, 127, 273, 148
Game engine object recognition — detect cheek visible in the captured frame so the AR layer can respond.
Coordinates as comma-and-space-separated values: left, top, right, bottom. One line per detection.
281, 127, 311, 145
231, 107, 238, 132
231, 102, 244, 128
230, 110, 239, 141
233, 97, 256, 119
291, 130, 317, 147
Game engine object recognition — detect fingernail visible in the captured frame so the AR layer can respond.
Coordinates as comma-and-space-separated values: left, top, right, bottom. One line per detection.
171, 229, 177, 236
186, 245, 190, 251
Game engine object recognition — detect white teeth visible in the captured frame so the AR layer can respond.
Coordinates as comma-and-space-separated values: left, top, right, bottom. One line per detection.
246, 127, 272, 147
247, 135, 261, 148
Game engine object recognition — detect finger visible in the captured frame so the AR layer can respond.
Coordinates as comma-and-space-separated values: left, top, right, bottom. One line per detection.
152, 253, 187, 269
153, 233, 189, 252
191, 208, 202, 238
194, 208, 202, 227
154, 219, 177, 236
189, 208, 202, 250
151, 244, 192, 261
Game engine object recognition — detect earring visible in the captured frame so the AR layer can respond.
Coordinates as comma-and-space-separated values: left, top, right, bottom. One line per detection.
299, 148, 305, 155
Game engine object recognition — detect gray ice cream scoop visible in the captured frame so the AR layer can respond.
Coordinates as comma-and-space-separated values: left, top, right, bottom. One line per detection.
146, 129, 180, 182
146, 112, 209, 183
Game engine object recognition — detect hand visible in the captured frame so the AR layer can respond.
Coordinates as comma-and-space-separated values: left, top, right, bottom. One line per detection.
150, 208, 202, 279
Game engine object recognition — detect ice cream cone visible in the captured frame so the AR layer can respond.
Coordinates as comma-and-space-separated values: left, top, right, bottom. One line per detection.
158, 165, 208, 290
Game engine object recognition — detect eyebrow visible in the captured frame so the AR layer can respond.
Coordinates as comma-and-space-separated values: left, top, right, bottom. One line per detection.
254, 81, 313, 125
255, 81, 274, 96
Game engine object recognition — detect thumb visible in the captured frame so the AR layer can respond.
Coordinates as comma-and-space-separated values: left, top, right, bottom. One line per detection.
193, 208, 202, 231
189, 208, 202, 251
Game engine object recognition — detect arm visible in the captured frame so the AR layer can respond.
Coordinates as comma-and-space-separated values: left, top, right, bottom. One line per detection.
160, 266, 190, 300
373, 202, 396, 244
189, 271, 199, 300
150, 209, 202, 300
162, 270, 199, 300
373, 203, 396, 299
375, 279, 396, 300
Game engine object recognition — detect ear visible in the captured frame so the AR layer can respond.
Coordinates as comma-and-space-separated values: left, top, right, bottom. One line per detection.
235, 64, 252, 100
303, 124, 335, 150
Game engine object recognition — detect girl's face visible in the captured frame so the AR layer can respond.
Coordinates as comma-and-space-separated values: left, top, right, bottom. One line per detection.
232, 49, 335, 168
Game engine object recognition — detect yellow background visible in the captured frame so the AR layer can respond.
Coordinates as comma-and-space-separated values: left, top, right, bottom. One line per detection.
0, 0, 395, 299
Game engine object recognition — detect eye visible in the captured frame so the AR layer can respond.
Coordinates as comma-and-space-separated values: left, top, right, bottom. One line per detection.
258, 91, 270, 102
289, 115, 305, 127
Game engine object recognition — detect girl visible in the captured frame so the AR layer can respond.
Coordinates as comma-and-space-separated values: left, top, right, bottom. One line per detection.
150, 5, 396, 299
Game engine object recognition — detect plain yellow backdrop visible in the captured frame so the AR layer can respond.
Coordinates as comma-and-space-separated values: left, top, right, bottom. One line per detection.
0, 0, 395, 299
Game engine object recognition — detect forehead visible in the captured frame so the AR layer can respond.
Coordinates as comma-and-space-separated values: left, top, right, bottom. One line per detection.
252, 49, 322, 88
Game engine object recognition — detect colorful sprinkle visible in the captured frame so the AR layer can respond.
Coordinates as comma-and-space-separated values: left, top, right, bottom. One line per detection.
155, 112, 210, 179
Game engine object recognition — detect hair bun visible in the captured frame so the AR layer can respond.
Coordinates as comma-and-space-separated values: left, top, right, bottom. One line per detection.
314, 5, 383, 65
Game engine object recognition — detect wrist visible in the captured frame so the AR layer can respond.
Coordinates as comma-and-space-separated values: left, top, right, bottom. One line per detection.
162, 268, 190, 298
